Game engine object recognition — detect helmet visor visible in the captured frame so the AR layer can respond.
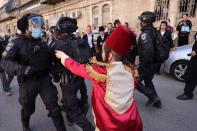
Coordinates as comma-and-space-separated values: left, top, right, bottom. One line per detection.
28, 16, 44, 32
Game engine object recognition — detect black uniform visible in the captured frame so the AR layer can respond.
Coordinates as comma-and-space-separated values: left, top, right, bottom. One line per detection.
96, 34, 108, 61
126, 35, 138, 64
0, 38, 14, 93
137, 25, 160, 101
1, 34, 66, 131
51, 35, 94, 131
156, 30, 174, 74
82, 34, 95, 57
183, 33, 197, 97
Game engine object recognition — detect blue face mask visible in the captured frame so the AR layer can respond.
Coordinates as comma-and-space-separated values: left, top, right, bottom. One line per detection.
31, 28, 42, 39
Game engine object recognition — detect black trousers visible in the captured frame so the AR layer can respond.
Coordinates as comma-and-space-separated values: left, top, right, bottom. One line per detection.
184, 81, 197, 97
79, 78, 88, 107
137, 63, 159, 100
19, 75, 66, 131
0, 71, 14, 92
178, 35, 189, 47
90, 48, 95, 57
61, 77, 94, 131
156, 63, 162, 74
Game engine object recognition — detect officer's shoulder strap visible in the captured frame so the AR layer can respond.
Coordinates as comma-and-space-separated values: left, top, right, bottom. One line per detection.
49, 41, 56, 48
9, 36, 19, 42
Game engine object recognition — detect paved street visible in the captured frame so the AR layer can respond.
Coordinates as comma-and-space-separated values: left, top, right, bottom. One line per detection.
0, 71, 197, 131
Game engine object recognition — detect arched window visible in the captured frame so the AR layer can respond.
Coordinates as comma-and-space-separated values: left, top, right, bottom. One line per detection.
102, 4, 110, 27
92, 6, 99, 30
154, 0, 170, 21
179, 0, 197, 17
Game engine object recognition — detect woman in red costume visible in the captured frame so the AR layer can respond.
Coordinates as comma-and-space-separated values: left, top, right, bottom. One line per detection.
55, 25, 143, 131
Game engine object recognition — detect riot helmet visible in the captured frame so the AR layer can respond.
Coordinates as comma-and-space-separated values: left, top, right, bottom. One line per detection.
56, 17, 78, 33
138, 11, 156, 23
17, 13, 45, 39
27, 13, 45, 39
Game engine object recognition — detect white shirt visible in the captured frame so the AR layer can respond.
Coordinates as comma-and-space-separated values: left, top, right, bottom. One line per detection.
101, 35, 104, 40
87, 34, 93, 48
161, 31, 165, 36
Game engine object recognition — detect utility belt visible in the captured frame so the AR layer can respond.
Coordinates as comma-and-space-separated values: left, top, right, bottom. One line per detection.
60, 71, 79, 86
25, 69, 49, 80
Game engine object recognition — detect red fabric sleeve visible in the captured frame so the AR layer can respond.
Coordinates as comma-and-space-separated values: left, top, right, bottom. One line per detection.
64, 58, 93, 80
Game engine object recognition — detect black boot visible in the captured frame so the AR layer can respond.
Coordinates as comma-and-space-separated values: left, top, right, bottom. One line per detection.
82, 123, 95, 131
176, 94, 193, 100
22, 125, 31, 131
145, 96, 160, 107
153, 100, 162, 109
50, 108, 67, 131
21, 111, 31, 131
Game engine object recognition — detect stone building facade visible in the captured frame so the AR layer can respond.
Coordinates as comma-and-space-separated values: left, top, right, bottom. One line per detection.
0, 0, 196, 37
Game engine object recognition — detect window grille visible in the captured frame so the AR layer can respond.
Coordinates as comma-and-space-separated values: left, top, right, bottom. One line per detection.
102, 4, 110, 27
179, 0, 197, 17
154, 0, 170, 21
92, 6, 99, 30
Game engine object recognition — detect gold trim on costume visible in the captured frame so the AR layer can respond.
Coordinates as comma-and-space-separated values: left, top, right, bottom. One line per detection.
89, 56, 109, 67
124, 65, 139, 81
86, 65, 106, 82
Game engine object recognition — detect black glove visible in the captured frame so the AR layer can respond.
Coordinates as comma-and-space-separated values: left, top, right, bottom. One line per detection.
17, 66, 27, 76
17, 66, 34, 76
24, 66, 32, 75
17, 66, 28, 83
53, 73, 61, 83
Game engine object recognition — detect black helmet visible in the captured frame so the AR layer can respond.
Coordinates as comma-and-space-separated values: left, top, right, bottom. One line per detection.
98, 26, 105, 32
114, 19, 121, 27
139, 11, 156, 23
49, 26, 58, 34
56, 17, 78, 33
17, 13, 43, 34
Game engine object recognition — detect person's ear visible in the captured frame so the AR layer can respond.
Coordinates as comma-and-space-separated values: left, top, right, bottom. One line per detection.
108, 52, 113, 62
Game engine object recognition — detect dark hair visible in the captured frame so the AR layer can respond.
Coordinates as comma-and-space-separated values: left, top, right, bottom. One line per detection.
114, 19, 121, 27
160, 21, 168, 29
125, 22, 129, 26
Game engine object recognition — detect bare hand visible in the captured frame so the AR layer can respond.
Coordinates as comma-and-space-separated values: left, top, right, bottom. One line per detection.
55, 50, 65, 59
179, 22, 183, 26
191, 51, 196, 57
55, 50, 69, 64
171, 47, 177, 51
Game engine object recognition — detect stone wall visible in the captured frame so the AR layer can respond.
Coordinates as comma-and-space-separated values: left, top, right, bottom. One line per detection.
0, 0, 196, 40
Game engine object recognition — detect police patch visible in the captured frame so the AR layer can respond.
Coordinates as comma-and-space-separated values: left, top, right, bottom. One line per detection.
2, 51, 7, 57
5, 42, 14, 51
141, 33, 147, 40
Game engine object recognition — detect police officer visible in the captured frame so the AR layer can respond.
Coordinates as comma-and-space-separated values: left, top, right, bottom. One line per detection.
177, 33, 197, 100
1, 13, 67, 131
50, 17, 94, 131
137, 11, 162, 108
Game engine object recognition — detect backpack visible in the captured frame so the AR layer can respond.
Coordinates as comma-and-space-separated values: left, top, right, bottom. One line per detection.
151, 30, 171, 63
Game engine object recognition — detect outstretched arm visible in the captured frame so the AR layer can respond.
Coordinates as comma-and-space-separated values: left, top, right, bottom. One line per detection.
55, 50, 92, 80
